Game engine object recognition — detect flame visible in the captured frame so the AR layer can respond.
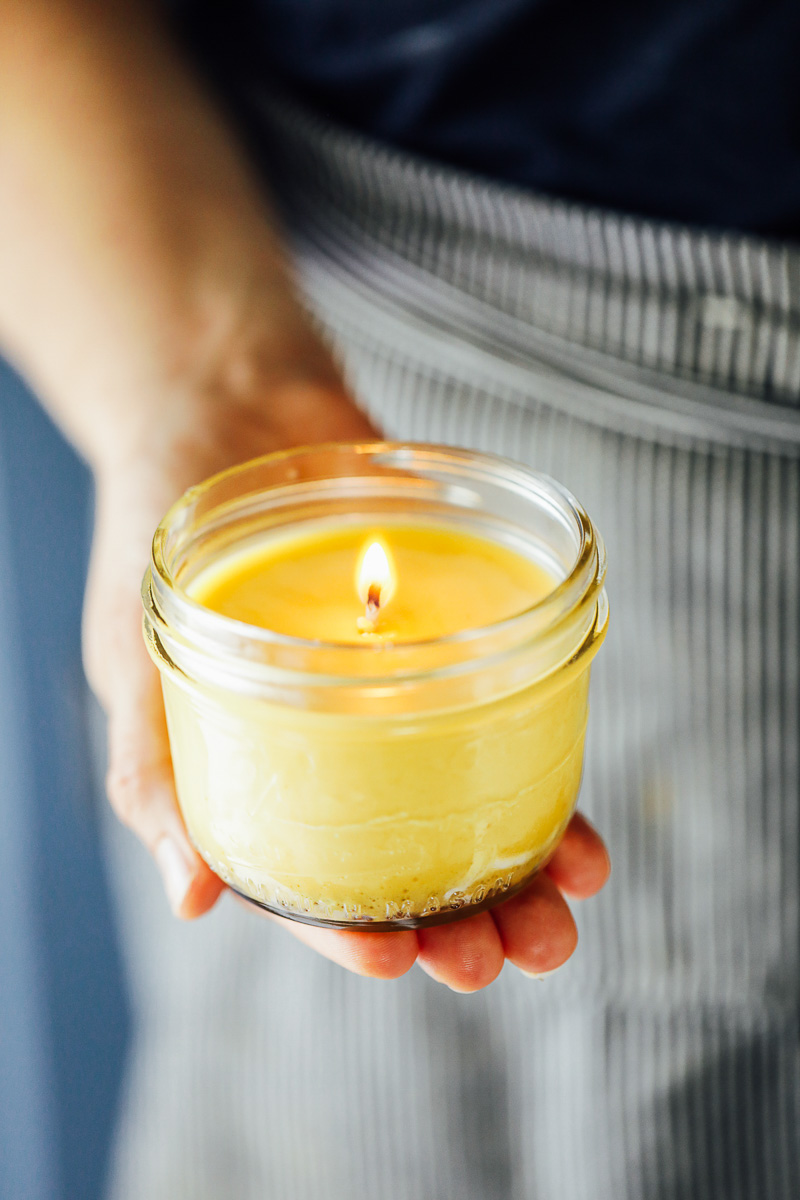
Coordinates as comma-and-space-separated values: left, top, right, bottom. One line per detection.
356, 539, 396, 610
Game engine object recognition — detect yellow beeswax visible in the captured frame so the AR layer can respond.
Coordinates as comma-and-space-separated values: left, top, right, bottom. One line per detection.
191, 523, 554, 643
160, 520, 591, 924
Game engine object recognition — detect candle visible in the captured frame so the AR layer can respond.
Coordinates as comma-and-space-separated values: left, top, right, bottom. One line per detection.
143, 445, 608, 928
191, 523, 555, 644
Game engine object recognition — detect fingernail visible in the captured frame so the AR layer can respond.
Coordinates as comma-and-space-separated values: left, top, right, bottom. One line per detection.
155, 836, 194, 915
520, 967, 559, 980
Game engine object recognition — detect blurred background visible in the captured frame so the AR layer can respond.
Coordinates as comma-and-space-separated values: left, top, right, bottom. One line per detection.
0, 364, 128, 1200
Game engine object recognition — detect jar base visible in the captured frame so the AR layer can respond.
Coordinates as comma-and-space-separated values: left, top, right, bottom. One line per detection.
227, 871, 539, 930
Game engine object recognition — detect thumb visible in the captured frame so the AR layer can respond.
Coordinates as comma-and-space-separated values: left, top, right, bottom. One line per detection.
104, 644, 224, 918
86, 535, 224, 919
83, 461, 225, 918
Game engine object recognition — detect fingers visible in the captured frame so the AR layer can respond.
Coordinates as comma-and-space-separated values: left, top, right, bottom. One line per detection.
417, 910, 505, 992
543, 812, 611, 899
237, 813, 608, 988
491, 873, 578, 976
238, 815, 608, 989
261, 909, 418, 980
415, 813, 610, 989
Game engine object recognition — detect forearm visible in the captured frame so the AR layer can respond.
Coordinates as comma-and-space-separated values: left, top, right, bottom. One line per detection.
0, 0, 342, 473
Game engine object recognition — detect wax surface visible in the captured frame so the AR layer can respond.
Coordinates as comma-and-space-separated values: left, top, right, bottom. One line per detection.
190, 523, 555, 643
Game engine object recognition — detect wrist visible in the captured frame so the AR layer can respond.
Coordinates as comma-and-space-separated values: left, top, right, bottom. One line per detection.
64, 268, 358, 476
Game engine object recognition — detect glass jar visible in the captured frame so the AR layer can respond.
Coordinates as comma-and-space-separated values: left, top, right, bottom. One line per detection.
142, 444, 608, 929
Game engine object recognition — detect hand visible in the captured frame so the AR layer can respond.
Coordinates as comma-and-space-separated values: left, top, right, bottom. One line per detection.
83, 374, 610, 993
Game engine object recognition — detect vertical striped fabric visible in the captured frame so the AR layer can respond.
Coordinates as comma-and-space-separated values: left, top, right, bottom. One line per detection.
106, 103, 800, 1199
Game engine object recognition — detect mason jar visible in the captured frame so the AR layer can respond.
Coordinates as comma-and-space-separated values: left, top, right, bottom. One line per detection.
142, 443, 608, 929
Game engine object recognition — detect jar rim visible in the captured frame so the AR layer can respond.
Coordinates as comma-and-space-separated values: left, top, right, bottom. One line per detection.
143, 442, 607, 694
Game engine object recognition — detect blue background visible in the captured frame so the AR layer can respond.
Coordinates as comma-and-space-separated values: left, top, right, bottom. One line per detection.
0, 361, 129, 1200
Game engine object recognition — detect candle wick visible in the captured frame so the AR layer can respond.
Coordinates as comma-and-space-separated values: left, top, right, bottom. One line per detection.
367, 583, 381, 620
357, 583, 382, 634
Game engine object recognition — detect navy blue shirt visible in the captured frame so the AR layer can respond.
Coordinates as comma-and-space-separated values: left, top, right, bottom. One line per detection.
178, 1, 800, 236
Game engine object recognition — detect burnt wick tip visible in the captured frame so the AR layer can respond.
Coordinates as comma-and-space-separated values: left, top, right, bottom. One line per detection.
366, 583, 381, 617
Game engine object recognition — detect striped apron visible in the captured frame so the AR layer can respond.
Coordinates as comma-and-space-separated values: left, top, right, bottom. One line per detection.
107, 102, 800, 1199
